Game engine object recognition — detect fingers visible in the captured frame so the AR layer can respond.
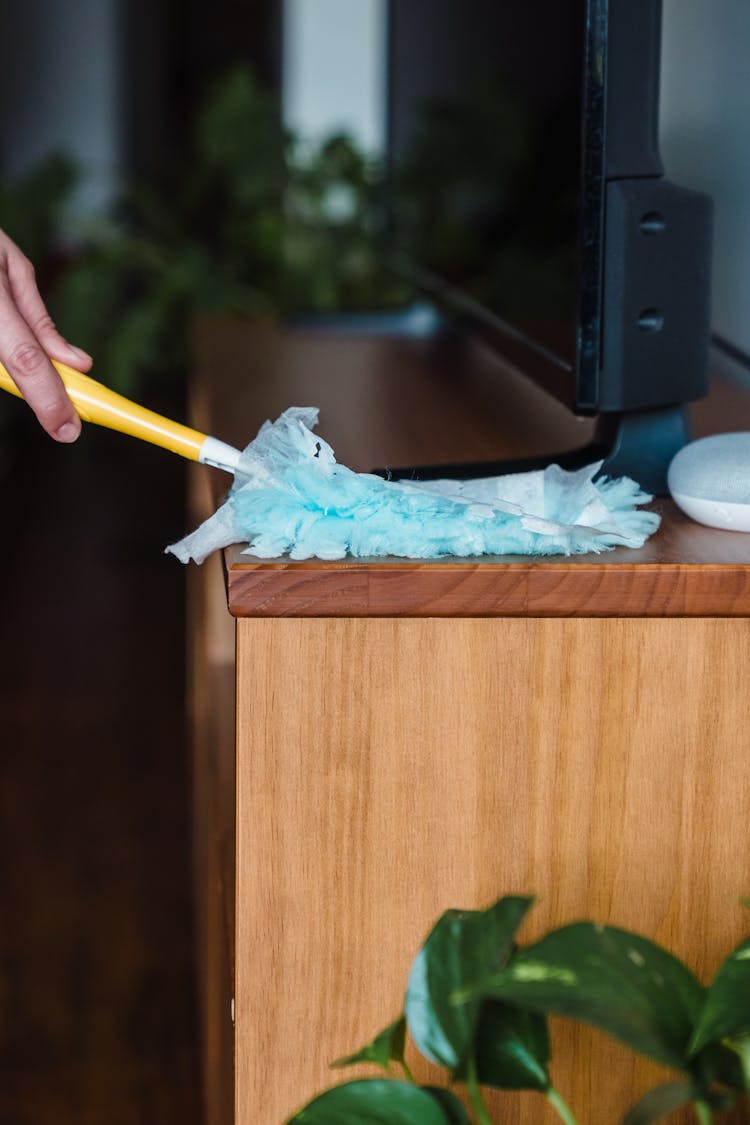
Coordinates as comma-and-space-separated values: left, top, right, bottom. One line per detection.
8, 251, 92, 373
0, 231, 87, 443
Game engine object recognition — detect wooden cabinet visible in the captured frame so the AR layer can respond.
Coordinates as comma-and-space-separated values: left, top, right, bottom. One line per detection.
188, 426, 236, 1125
189, 318, 750, 1125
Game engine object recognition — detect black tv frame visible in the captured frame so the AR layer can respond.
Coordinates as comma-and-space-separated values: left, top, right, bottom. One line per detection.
382, 0, 713, 494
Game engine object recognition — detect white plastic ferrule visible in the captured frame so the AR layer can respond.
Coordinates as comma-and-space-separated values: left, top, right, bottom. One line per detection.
198, 436, 243, 475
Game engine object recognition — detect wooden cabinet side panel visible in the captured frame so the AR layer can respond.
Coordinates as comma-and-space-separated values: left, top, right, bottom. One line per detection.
235, 618, 750, 1125
188, 500, 236, 1125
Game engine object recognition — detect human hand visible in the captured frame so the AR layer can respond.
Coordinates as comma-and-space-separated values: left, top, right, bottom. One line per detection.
0, 228, 92, 442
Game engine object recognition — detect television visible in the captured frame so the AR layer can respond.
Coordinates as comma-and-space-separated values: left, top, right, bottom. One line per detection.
384, 0, 713, 493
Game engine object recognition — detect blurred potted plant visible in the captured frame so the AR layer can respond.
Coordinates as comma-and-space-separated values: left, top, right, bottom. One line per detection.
50, 69, 408, 396
0, 151, 77, 267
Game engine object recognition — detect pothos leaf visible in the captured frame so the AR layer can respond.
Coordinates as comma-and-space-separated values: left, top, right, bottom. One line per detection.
619, 1081, 694, 1125
420, 1088, 472, 1124
472, 923, 705, 1071
690, 1039, 746, 1094
404, 895, 534, 1070
689, 935, 750, 1055
286, 1079, 461, 1124
726, 1035, 750, 1093
471, 1000, 551, 1091
331, 1017, 407, 1073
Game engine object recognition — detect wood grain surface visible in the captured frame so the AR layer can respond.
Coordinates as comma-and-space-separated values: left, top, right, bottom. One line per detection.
188, 319, 750, 1125
234, 617, 750, 1125
187, 422, 236, 1125
225, 553, 750, 618
188, 317, 750, 619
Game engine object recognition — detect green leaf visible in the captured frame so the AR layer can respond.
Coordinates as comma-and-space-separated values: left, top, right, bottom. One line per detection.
689, 935, 750, 1055
690, 1040, 746, 1093
471, 1000, 551, 1091
286, 1079, 460, 1124
331, 1017, 407, 1073
726, 1035, 750, 1092
421, 1088, 472, 1124
620, 1081, 694, 1125
473, 923, 705, 1071
404, 895, 534, 1070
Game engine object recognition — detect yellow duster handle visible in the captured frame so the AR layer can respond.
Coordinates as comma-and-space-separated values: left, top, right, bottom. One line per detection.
0, 358, 208, 462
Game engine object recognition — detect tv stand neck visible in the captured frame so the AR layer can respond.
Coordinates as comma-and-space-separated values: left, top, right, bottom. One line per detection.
595, 405, 691, 494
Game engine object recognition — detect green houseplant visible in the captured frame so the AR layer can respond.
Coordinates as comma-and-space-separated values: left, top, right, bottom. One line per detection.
286, 895, 750, 1124
51, 68, 407, 396
2, 66, 565, 401
0, 68, 408, 398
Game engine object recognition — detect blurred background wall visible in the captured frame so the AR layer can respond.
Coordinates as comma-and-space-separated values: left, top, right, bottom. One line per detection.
660, 0, 750, 358
0, 0, 282, 217
0, 0, 121, 217
282, 0, 386, 154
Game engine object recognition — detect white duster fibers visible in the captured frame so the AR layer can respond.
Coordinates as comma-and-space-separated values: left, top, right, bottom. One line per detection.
167, 407, 660, 564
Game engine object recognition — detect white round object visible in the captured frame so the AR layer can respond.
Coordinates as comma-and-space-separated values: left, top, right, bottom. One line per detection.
667, 432, 750, 531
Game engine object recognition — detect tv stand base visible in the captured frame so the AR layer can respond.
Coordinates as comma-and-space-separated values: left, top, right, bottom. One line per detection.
377, 404, 690, 496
